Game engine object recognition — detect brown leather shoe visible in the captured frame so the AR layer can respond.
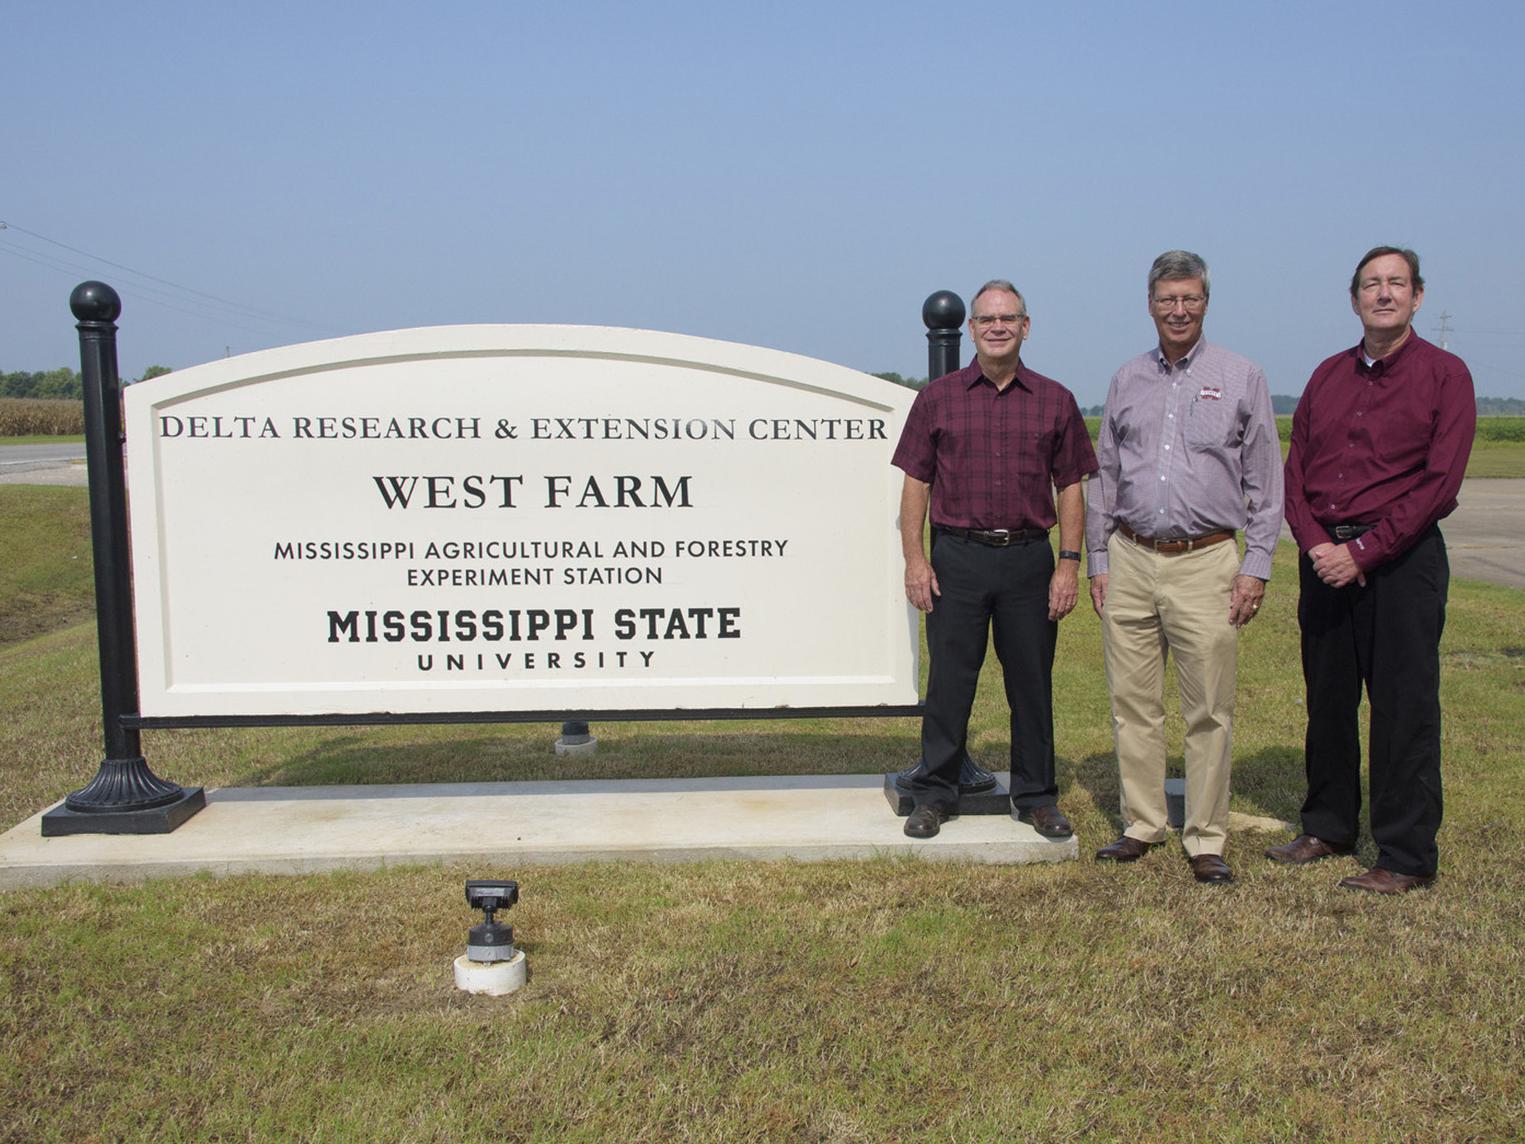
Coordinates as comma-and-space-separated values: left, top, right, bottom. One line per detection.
1015, 805, 1073, 839
1265, 834, 1355, 865
1095, 835, 1157, 862
1190, 854, 1233, 884
1338, 867, 1435, 894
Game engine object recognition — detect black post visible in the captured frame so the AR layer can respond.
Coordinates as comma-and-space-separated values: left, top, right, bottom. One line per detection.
41, 283, 205, 836
922, 290, 965, 381
890, 290, 998, 806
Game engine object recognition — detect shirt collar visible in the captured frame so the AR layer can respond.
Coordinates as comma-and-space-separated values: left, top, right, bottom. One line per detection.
966, 359, 1032, 393
1154, 337, 1206, 373
1355, 331, 1425, 379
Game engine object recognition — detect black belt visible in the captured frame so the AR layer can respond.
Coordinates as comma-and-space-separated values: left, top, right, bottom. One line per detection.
1327, 522, 1376, 541
936, 525, 1049, 547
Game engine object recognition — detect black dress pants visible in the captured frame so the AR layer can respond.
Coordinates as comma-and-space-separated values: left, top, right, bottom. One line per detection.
1298, 525, 1448, 876
913, 532, 1058, 813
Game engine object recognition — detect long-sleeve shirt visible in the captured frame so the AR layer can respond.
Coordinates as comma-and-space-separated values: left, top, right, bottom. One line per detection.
1284, 333, 1475, 570
1085, 338, 1283, 581
892, 359, 1097, 530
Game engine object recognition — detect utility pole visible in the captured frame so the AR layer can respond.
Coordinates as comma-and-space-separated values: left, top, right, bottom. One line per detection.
1435, 310, 1453, 350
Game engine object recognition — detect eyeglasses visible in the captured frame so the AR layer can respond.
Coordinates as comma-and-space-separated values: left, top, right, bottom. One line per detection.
972, 313, 1028, 328
1152, 294, 1206, 312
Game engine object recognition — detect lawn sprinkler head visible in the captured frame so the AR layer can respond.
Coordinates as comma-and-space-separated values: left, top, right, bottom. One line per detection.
454, 878, 527, 995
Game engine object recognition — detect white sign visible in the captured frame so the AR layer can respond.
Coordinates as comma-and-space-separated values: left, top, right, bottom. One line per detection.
123, 325, 919, 717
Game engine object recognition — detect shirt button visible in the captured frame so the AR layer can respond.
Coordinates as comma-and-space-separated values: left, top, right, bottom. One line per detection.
1164, 444, 1171, 451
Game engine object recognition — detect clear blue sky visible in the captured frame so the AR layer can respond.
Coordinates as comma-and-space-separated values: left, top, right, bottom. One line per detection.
5, 1, 1523, 403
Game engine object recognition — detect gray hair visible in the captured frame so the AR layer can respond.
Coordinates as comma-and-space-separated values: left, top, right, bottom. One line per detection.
1148, 251, 1210, 300
971, 278, 1027, 314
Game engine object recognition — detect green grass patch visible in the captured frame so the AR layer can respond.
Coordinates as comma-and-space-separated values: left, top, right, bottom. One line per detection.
2, 486, 1523, 1139
0, 487, 94, 645
1464, 438, 1525, 478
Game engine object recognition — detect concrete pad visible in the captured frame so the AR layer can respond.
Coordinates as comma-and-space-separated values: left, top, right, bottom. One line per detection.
0, 775, 1076, 889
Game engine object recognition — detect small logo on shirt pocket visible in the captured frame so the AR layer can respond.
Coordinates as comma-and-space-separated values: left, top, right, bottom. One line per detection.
1186, 394, 1227, 448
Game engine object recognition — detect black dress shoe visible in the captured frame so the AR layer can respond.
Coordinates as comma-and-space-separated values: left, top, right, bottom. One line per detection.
1015, 805, 1073, 839
895, 754, 998, 795
904, 805, 950, 839
1190, 854, 1233, 884
1095, 835, 1158, 862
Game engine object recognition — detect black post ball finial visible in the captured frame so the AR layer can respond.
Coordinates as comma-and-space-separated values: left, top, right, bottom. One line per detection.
71, 281, 122, 323
922, 290, 965, 331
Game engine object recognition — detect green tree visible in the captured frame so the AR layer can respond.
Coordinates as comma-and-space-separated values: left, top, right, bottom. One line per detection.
872, 371, 927, 390
0, 368, 82, 398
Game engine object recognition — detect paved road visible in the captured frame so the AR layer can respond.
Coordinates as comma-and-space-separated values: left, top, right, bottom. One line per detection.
1438, 479, 1525, 591
3, 444, 1523, 589
0, 442, 87, 486
1272, 480, 1525, 591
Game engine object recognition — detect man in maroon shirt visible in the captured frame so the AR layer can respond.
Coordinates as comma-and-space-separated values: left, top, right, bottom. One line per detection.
892, 279, 1098, 839
1274, 246, 1475, 892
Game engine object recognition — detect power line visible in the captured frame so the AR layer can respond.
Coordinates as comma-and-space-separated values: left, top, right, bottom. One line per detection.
0, 233, 324, 341
0, 218, 326, 332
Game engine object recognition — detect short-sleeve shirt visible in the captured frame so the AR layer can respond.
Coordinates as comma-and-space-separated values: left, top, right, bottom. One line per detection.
892, 360, 1098, 530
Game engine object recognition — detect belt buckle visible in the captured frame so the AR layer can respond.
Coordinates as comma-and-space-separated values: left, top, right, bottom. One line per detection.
1333, 525, 1354, 540
988, 529, 1012, 546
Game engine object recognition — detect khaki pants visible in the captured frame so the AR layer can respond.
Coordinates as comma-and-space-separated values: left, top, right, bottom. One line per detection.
1101, 532, 1240, 856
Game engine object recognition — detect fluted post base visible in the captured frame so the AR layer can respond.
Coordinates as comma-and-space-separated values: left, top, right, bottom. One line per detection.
42, 757, 205, 836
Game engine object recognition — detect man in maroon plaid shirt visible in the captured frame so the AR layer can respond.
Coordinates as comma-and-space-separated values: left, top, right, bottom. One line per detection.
891, 279, 1098, 839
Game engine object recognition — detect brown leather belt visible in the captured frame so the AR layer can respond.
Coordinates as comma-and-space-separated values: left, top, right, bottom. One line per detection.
1118, 521, 1235, 555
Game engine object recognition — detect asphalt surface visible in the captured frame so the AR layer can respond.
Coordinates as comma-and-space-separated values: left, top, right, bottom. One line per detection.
0, 442, 87, 486
2, 445, 1522, 589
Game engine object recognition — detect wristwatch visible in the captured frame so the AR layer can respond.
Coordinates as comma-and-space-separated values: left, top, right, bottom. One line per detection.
1058, 550, 1082, 562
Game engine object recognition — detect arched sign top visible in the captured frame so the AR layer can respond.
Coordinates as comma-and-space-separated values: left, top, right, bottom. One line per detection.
124, 325, 920, 719
135, 325, 910, 415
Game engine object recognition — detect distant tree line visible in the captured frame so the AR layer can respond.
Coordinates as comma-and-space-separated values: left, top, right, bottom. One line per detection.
1, 365, 173, 399
874, 373, 1523, 419
1478, 396, 1525, 416
6, 362, 1523, 416
1, 368, 82, 399
872, 371, 927, 390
